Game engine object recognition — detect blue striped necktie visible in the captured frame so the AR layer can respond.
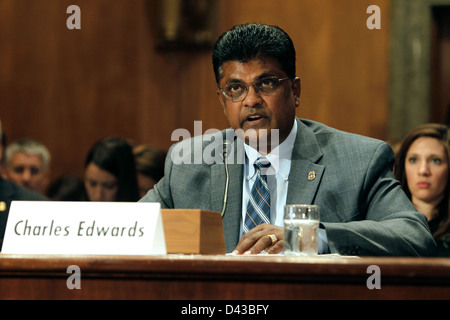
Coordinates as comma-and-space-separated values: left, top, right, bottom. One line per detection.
244, 157, 271, 233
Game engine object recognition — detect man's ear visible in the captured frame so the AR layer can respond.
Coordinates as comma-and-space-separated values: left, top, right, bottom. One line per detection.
292, 77, 301, 107
293, 77, 301, 99
218, 90, 227, 114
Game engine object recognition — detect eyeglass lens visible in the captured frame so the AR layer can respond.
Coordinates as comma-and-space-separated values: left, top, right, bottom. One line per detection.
221, 77, 289, 101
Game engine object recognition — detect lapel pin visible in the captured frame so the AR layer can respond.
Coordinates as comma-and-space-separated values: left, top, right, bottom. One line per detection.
0, 202, 6, 212
308, 171, 316, 181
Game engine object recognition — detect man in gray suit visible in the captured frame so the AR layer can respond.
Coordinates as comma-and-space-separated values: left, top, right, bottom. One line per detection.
140, 23, 436, 256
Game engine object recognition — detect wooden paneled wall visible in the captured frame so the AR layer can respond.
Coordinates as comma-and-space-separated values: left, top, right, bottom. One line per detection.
0, 0, 390, 185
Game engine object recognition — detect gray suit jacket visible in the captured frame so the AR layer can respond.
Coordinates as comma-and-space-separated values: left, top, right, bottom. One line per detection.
140, 118, 436, 256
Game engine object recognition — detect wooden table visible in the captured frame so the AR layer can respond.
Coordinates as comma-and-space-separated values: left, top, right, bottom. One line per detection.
0, 254, 449, 300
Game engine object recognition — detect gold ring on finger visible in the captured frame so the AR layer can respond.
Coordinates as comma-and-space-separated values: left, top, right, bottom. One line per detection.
267, 234, 278, 246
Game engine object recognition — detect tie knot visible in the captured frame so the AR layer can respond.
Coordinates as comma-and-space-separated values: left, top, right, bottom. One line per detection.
254, 157, 271, 173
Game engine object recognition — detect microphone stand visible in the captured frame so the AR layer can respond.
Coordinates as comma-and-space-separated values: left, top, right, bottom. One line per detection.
220, 139, 231, 217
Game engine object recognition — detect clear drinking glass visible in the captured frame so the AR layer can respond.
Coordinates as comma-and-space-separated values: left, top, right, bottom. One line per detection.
284, 204, 320, 256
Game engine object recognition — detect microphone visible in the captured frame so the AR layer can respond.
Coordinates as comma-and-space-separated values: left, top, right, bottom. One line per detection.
220, 138, 232, 217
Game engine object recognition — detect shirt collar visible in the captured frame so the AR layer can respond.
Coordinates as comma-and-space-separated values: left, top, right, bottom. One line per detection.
244, 120, 297, 179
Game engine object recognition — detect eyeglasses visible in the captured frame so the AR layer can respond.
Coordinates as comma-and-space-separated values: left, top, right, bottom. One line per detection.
219, 77, 291, 102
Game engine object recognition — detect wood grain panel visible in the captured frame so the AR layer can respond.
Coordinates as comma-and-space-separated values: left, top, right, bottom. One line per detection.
0, 255, 449, 300
0, 0, 390, 188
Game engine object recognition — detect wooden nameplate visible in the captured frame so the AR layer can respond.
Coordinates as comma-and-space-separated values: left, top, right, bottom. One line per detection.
161, 209, 225, 254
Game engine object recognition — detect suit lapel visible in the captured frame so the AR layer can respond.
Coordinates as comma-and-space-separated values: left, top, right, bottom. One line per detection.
286, 119, 325, 205
287, 160, 324, 204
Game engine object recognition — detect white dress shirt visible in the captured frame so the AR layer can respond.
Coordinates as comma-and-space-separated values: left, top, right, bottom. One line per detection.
240, 120, 328, 253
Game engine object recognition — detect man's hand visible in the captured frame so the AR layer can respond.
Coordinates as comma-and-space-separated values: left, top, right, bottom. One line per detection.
232, 224, 284, 255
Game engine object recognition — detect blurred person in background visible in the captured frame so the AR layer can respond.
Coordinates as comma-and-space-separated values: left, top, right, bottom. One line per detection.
47, 174, 86, 201
2, 138, 51, 195
394, 123, 450, 256
0, 119, 49, 250
84, 137, 139, 202
133, 144, 166, 198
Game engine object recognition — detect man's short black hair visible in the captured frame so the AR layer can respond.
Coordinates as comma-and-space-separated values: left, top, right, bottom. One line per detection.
212, 23, 296, 86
